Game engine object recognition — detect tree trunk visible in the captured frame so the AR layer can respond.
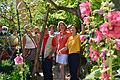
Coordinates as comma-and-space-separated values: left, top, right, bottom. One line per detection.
31, 7, 49, 80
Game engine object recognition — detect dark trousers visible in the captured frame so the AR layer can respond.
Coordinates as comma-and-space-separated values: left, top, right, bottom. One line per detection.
68, 53, 80, 80
42, 57, 53, 80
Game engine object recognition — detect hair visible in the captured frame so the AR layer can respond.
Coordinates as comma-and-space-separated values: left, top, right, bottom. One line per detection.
57, 21, 67, 31
0, 25, 2, 28
72, 24, 80, 33
49, 24, 55, 29
44, 26, 48, 32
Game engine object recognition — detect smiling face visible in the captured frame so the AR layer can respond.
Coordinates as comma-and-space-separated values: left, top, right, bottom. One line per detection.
71, 26, 77, 35
58, 21, 67, 32
59, 23, 66, 32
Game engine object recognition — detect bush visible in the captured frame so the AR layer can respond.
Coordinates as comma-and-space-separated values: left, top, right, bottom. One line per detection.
0, 60, 29, 80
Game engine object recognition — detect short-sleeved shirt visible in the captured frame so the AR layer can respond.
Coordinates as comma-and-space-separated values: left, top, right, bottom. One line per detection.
57, 31, 71, 54
65, 34, 81, 54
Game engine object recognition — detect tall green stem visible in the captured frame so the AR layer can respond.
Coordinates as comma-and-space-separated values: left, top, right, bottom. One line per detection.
108, 38, 113, 79
109, 53, 112, 79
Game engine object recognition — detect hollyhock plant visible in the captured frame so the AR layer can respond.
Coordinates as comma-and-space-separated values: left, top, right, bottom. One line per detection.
14, 54, 23, 65
115, 39, 120, 50
95, 29, 103, 44
79, 1, 91, 18
80, 35, 85, 42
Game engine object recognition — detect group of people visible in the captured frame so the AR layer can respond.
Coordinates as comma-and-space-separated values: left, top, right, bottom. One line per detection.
22, 21, 82, 80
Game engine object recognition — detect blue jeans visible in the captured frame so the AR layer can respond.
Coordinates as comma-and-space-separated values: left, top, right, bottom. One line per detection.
42, 57, 53, 80
68, 53, 80, 80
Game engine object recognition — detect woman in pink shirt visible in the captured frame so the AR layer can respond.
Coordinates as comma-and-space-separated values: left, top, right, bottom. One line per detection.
56, 21, 71, 80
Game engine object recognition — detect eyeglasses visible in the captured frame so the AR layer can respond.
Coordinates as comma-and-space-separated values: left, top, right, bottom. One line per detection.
2, 28, 8, 30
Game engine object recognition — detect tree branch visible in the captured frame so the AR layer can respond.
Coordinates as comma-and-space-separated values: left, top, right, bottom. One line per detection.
47, 0, 79, 16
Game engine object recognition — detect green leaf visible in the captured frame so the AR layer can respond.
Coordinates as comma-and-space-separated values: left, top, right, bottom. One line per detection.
92, 42, 97, 50
91, 65, 99, 72
94, 69, 101, 78
85, 68, 101, 80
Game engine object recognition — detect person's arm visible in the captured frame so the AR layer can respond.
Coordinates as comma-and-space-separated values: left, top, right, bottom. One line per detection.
52, 37, 57, 52
58, 46, 68, 54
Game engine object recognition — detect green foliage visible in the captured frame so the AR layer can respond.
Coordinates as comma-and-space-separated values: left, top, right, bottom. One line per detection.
0, 73, 11, 80
55, 0, 78, 7
0, 60, 29, 80
90, 0, 102, 10
112, 56, 120, 71
85, 68, 101, 80
91, 65, 99, 72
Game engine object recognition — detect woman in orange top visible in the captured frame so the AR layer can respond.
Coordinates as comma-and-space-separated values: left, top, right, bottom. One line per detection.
59, 25, 81, 80
56, 21, 71, 80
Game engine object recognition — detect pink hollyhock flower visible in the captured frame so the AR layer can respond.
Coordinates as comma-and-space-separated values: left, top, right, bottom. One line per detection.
93, 50, 100, 57
115, 39, 120, 50
106, 25, 120, 38
79, 1, 91, 18
92, 50, 100, 61
105, 11, 120, 38
100, 22, 109, 35
100, 23, 120, 38
101, 72, 110, 80
95, 29, 103, 44
106, 11, 120, 21
14, 54, 23, 65
89, 46, 100, 61
89, 46, 93, 54
83, 17, 90, 25
99, 11, 120, 38
102, 61, 108, 69
80, 35, 85, 42
89, 46, 93, 59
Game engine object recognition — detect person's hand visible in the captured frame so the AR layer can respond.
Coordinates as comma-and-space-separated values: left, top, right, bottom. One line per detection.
58, 49, 62, 54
